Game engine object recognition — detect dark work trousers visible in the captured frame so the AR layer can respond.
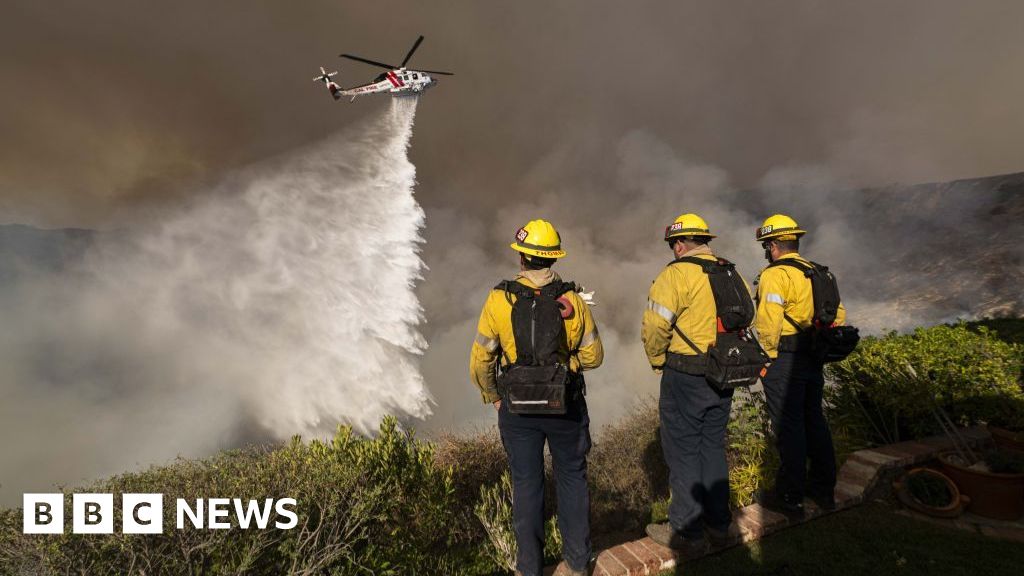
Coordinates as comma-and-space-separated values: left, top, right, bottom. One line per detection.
498, 398, 592, 576
762, 351, 837, 501
659, 367, 734, 539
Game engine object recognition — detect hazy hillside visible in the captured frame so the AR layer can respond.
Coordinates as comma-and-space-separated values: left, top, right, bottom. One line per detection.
819, 171, 1024, 323
4, 171, 1021, 321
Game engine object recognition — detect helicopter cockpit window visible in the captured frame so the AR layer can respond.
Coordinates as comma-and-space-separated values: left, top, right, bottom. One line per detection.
412, 73, 419, 80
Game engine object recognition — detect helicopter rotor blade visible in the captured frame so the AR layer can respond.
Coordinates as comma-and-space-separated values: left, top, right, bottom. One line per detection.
339, 54, 398, 70
418, 69, 454, 76
400, 35, 424, 68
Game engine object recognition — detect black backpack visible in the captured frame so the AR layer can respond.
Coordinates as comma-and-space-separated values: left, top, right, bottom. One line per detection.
495, 280, 579, 414
767, 258, 860, 363
669, 257, 769, 390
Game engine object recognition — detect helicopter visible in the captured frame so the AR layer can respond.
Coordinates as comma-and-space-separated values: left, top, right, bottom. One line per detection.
314, 36, 453, 101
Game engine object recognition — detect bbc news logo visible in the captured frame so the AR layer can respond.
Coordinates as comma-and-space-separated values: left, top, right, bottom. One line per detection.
23, 494, 298, 534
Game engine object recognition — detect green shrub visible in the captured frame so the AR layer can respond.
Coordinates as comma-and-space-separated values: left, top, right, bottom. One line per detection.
726, 389, 776, 507
474, 472, 561, 573
984, 449, 1024, 474
588, 401, 668, 532
433, 429, 510, 575
0, 417, 460, 576
434, 429, 507, 544
964, 317, 1024, 346
827, 323, 1024, 444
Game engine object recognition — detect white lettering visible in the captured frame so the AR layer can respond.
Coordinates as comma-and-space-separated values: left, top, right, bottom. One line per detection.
274, 498, 298, 529
233, 499, 273, 529
23, 494, 64, 534
207, 498, 231, 529
72, 493, 113, 534
123, 494, 163, 534
176, 498, 204, 529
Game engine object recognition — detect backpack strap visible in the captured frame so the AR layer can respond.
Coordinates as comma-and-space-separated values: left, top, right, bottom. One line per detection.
494, 280, 582, 359
540, 280, 577, 299
495, 280, 576, 299
766, 259, 817, 331
495, 280, 537, 297
768, 257, 821, 276
664, 257, 718, 354
669, 255, 727, 271
493, 281, 531, 369
782, 312, 803, 332
671, 325, 703, 355
495, 280, 537, 307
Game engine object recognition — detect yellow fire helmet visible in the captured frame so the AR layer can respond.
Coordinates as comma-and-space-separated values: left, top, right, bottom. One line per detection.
510, 219, 567, 259
755, 214, 807, 242
664, 213, 716, 241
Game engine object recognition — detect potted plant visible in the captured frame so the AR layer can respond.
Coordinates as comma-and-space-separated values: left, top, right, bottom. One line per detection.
982, 394, 1024, 453
892, 468, 969, 519
938, 448, 1024, 521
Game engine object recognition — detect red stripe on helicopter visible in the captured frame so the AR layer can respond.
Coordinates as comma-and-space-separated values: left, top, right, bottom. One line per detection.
386, 72, 403, 88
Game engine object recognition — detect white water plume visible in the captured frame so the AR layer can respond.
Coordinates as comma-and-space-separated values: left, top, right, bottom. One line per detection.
0, 98, 430, 502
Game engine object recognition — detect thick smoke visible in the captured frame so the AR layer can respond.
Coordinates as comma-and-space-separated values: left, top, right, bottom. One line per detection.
2, 1, 1024, 490
419, 130, 1024, 432
0, 99, 429, 504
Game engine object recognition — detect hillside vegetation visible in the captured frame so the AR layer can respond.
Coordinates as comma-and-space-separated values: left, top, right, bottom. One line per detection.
2, 319, 1021, 575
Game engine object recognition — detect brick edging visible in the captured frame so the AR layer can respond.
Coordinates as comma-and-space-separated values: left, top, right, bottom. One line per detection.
554, 426, 991, 576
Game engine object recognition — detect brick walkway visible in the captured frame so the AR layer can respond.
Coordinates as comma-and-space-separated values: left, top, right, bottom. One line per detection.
552, 426, 999, 576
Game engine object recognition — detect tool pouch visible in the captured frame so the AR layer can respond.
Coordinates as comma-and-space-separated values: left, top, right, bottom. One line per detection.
498, 364, 570, 415
813, 325, 860, 363
704, 332, 769, 390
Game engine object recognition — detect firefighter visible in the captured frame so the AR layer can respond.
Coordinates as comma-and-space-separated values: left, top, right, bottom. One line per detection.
754, 214, 847, 519
641, 213, 749, 556
469, 219, 603, 576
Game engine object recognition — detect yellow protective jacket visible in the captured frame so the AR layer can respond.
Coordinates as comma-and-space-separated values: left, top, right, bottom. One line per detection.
754, 252, 847, 359
469, 269, 603, 404
641, 245, 753, 369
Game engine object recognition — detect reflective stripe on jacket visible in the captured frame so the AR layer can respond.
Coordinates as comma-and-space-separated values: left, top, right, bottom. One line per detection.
469, 270, 603, 404
754, 252, 847, 359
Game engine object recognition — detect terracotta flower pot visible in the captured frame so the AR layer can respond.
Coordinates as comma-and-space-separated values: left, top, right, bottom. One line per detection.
988, 424, 1024, 453
892, 468, 968, 518
937, 451, 1024, 521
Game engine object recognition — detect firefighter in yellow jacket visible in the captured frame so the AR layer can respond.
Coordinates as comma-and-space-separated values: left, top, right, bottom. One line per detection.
641, 213, 749, 556
469, 219, 602, 576
754, 214, 846, 519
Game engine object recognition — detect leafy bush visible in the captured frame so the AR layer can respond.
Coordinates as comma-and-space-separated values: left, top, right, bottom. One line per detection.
603, 391, 780, 518
0, 417, 459, 576
7, 363, 923, 576
432, 429, 510, 575
726, 389, 776, 507
827, 323, 1024, 444
474, 472, 561, 572
984, 449, 1024, 474
587, 401, 668, 532
965, 317, 1024, 346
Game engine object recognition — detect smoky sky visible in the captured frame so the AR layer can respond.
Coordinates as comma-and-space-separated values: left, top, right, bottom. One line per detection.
1, 1, 1023, 440
3, 1, 1024, 226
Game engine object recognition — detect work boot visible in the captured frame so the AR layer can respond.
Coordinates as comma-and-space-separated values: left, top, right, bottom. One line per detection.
704, 524, 733, 548
757, 490, 806, 521
645, 523, 710, 559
